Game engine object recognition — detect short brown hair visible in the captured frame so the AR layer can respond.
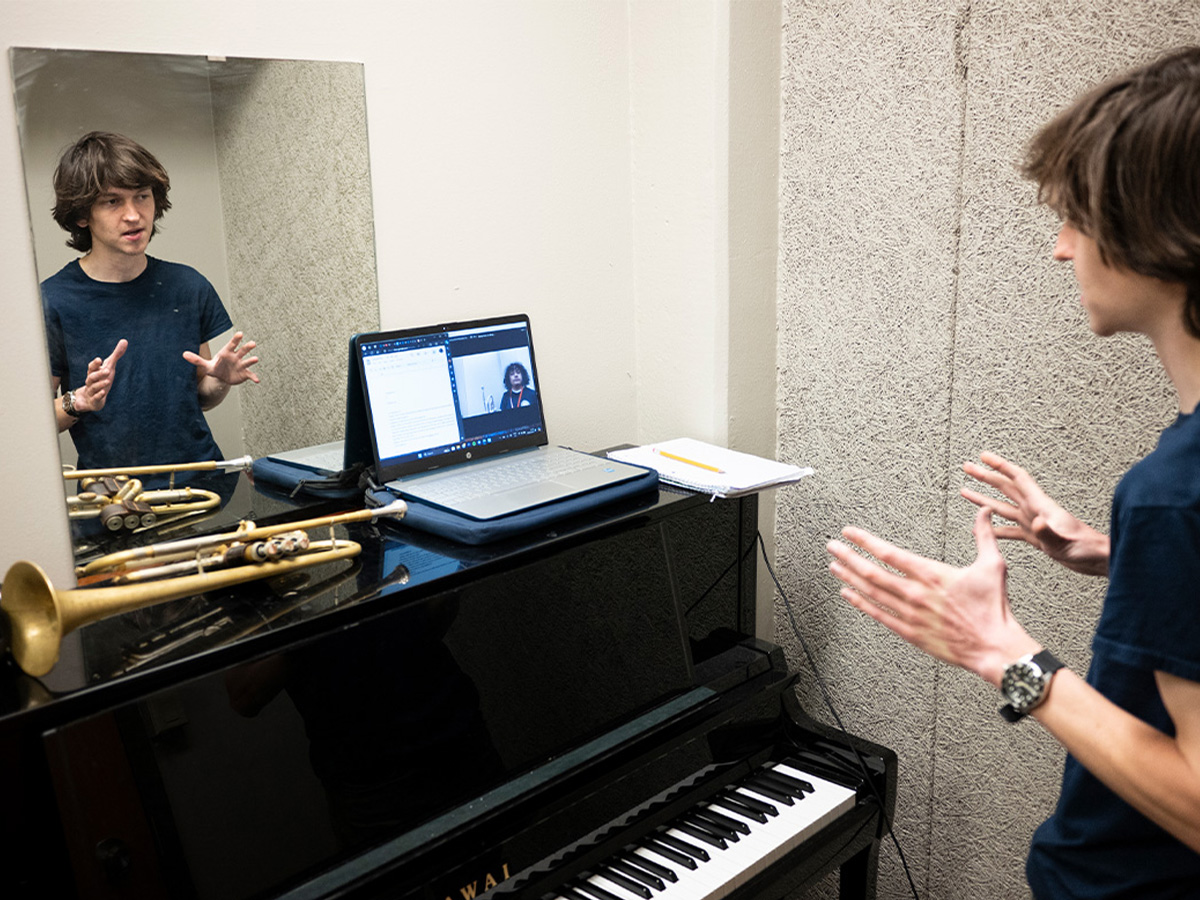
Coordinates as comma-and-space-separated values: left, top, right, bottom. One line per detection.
1023, 47, 1200, 337
51, 131, 172, 252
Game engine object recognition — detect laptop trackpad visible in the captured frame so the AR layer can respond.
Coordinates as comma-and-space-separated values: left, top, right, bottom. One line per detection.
458, 482, 571, 519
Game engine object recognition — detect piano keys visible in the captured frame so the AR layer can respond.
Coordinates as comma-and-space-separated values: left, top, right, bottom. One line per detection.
548, 762, 858, 900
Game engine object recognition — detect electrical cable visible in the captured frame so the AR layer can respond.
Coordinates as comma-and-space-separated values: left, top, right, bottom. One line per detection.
757, 532, 922, 900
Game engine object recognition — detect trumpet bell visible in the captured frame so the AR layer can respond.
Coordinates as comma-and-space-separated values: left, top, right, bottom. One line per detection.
1, 561, 61, 678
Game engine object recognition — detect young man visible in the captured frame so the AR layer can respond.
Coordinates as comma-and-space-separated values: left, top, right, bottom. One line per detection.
499, 361, 537, 410
42, 131, 259, 470
825, 49, 1200, 897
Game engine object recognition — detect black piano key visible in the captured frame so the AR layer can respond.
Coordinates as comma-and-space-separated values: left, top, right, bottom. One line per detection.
695, 807, 752, 835
757, 768, 811, 798
619, 852, 677, 883
652, 833, 709, 863
741, 777, 795, 806
765, 766, 816, 796
560, 889, 594, 900
608, 859, 666, 891
643, 844, 700, 868
711, 792, 769, 823
689, 811, 741, 842
673, 820, 728, 849
572, 879, 626, 900
723, 789, 778, 817
595, 867, 653, 899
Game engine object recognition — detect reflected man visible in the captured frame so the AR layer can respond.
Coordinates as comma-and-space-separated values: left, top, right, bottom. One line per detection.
42, 131, 259, 469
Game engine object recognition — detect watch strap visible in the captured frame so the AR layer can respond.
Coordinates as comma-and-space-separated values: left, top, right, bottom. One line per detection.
1030, 649, 1066, 676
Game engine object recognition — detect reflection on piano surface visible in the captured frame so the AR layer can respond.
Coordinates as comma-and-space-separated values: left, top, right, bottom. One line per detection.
3, 486, 895, 900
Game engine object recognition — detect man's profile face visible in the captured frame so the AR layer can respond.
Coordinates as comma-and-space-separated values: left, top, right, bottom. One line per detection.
80, 185, 155, 258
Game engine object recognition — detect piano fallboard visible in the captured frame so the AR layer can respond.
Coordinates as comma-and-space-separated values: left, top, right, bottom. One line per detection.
278, 644, 894, 900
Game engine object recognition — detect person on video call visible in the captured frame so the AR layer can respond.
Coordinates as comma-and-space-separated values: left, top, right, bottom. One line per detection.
499, 361, 537, 410
825, 49, 1200, 898
41, 131, 260, 470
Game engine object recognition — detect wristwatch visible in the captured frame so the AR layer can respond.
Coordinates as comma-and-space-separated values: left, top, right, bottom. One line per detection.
999, 649, 1065, 722
61, 390, 85, 418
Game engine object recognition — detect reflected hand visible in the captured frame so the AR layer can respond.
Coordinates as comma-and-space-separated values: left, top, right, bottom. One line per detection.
961, 451, 1109, 577
827, 508, 1038, 686
73, 339, 127, 413
184, 332, 260, 386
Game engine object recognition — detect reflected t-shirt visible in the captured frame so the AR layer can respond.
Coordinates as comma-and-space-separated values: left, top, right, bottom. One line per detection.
42, 256, 232, 470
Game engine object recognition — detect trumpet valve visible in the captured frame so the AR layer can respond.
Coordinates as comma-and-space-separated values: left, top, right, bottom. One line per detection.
100, 504, 131, 532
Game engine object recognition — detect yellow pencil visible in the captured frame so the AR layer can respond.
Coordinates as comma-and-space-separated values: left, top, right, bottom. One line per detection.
654, 448, 725, 474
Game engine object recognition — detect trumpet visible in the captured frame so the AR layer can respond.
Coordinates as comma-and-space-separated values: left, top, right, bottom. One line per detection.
1, 499, 407, 677
63, 457, 252, 532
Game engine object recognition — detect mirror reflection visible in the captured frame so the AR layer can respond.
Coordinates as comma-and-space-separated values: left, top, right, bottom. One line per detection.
11, 48, 381, 545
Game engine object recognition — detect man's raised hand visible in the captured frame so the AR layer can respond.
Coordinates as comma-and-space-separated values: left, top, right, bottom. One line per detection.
961, 451, 1110, 577
73, 338, 127, 413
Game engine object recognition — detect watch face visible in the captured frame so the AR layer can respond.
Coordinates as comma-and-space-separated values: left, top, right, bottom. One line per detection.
1002, 662, 1045, 712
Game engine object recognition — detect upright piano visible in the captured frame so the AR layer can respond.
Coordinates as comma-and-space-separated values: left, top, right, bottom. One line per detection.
0, 476, 895, 900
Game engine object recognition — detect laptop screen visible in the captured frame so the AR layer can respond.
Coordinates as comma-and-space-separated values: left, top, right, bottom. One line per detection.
354, 314, 549, 480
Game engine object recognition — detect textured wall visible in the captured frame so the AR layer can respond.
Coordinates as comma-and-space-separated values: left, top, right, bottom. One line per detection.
776, 2, 1199, 898
212, 59, 379, 459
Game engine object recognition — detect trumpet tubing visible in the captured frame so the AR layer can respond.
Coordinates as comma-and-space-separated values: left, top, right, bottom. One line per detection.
66, 478, 223, 531
2, 540, 363, 678
76, 499, 409, 579
62, 456, 253, 481
2, 500, 406, 677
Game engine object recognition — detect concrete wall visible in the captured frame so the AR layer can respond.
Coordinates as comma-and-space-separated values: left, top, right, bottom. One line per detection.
775, 2, 1199, 897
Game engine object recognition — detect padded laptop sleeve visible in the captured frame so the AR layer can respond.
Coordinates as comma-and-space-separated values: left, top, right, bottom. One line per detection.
366, 466, 659, 545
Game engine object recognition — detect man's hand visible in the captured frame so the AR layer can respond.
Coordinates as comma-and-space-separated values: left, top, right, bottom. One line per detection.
826, 508, 1038, 686
72, 338, 127, 413
961, 451, 1110, 576
184, 332, 260, 386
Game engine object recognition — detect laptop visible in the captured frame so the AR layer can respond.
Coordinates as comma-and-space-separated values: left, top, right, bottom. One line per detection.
352, 314, 645, 520
263, 336, 375, 474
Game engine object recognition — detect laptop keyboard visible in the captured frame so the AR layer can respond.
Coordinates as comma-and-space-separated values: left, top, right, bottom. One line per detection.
406, 451, 600, 505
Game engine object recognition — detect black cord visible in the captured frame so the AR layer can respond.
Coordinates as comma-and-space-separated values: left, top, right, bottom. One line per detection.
285, 462, 369, 499
757, 532, 922, 900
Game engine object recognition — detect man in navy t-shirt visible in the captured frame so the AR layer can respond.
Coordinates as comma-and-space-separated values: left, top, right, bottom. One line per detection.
825, 50, 1200, 897
42, 131, 260, 469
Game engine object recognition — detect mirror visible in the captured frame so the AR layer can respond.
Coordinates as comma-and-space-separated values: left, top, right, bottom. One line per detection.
11, 47, 380, 470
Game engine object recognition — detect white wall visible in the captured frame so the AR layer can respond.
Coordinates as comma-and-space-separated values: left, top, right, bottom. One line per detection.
0, 2, 778, 594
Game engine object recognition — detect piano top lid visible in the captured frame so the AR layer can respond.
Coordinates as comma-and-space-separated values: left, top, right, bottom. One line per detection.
1, 471, 719, 729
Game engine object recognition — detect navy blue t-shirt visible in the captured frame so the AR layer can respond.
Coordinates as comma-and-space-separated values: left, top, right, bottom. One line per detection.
42, 257, 233, 470
1027, 411, 1200, 899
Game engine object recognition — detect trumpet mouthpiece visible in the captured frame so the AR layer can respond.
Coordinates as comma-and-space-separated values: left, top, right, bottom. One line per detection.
370, 499, 408, 520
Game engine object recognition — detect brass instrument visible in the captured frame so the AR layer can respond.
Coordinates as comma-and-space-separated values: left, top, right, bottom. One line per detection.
1, 499, 407, 677
63, 456, 253, 532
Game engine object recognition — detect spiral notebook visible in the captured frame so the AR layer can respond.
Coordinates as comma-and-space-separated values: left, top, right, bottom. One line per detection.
607, 438, 812, 498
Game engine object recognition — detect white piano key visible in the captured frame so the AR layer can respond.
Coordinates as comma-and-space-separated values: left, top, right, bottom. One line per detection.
586, 872, 649, 900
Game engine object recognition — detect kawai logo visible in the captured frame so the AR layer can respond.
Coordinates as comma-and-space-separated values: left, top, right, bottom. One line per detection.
445, 863, 511, 900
